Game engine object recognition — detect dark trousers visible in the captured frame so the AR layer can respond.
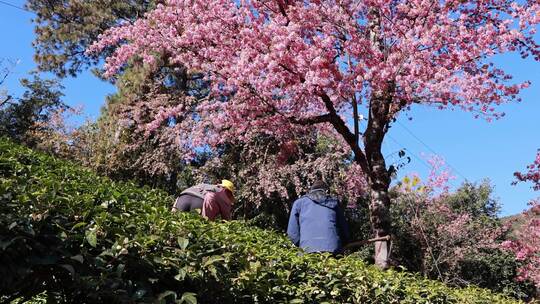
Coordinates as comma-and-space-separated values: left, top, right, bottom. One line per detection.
174, 194, 204, 212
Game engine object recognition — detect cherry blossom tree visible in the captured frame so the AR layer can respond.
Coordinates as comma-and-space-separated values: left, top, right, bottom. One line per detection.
394, 160, 507, 285
514, 150, 540, 191
501, 200, 540, 289
89, 0, 540, 268
510, 150, 540, 290
509, 151, 540, 290
381, 156, 536, 298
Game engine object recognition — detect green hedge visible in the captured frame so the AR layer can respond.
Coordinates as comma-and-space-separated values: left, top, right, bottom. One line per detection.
0, 139, 520, 303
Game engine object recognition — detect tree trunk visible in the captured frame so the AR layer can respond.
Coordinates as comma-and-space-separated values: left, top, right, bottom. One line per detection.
364, 141, 392, 268
315, 85, 393, 268
364, 6, 393, 268
368, 169, 392, 268
364, 89, 393, 269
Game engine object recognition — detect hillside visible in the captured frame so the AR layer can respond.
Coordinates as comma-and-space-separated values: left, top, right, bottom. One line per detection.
0, 138, 520, 303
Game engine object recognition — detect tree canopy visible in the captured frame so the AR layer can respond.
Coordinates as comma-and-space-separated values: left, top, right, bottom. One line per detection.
89, 0, 540, 268
27, 0, 155, 77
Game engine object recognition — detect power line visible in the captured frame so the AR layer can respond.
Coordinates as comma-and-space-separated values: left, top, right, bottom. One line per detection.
386, 134, 431, 170
359, 119, 460, 188
385, 133, 461, 188
0, 0, 32, 13
359, 120, 431, 170
395, 120, 469, 182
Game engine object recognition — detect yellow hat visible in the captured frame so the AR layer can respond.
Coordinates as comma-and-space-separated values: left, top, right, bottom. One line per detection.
221, 179, 235, 194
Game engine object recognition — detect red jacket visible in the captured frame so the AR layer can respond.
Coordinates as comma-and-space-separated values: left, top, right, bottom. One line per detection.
201, 188, 234, 220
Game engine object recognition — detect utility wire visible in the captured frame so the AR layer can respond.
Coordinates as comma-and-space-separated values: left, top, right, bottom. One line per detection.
359, 119, 432, 171
395, 120, 469, 182
386, 133, 460, 188
386, 135, 431, 170
359, 119, 459, 188
0, 0, 32, 13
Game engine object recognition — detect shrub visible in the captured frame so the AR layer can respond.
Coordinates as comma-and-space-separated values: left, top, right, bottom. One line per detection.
0, 139, 520, 303
389, 176, 535, 300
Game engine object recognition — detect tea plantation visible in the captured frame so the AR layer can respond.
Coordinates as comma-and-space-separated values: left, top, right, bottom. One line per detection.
0, 139, 520, 303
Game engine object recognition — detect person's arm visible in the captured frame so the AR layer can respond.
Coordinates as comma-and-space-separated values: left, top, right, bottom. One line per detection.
287, 201, 301, 246
171, 197, 180, 212
337, 205, 351, 245
214, 189, 232, 220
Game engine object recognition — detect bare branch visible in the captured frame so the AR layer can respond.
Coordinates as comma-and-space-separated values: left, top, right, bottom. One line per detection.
291, 114, 332, 125
318, 92, 369, 173
0, 95, 13, 107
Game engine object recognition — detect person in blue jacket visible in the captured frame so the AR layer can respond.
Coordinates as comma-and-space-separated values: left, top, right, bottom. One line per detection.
287, 180, 350, 254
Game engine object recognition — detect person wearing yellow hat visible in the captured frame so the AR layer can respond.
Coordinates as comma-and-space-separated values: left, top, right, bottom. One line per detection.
220, 179, 235, 194
172, 179, 235, 221
201, 179, 235, 220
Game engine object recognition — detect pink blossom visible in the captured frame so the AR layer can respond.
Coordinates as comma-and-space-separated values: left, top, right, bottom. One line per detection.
88, 0, 540, 154
514, 150, 540, 191
500, 200, 540, 287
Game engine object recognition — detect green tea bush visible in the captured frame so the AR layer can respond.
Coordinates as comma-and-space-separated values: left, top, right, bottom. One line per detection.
0, 139, 521, 303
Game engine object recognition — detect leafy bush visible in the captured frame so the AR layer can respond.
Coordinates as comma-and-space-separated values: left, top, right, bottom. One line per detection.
0, 139, 521, 303
388, 178, 536, 300
457, 249, 537, 300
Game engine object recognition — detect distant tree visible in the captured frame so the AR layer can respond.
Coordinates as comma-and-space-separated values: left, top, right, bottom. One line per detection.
0, 73, 67, 146
444, 180, 500, 218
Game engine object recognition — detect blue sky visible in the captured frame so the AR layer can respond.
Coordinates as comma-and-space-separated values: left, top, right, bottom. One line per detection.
1, 1, 539, 216
0, 1, 116, 120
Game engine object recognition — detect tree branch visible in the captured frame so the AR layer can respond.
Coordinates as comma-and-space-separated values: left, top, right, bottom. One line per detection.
291, 114, 332, 125
348, 56, 360, 143
318, 92, 369, 173
344, 235, 391, 250
241, 83, 331, 128
0, 95, 13, 108
276, 1, 290, 25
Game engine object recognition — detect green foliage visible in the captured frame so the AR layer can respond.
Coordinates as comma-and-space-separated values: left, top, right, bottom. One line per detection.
27, 0, 156, 78
444, 180, 500, 218
458, 249, 536, 300
388, 182, 535, 300
0, 74, 66, 145
0, 138, 521, 303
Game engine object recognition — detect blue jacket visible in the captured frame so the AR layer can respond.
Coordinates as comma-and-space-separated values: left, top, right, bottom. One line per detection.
287, 190, 350, 254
